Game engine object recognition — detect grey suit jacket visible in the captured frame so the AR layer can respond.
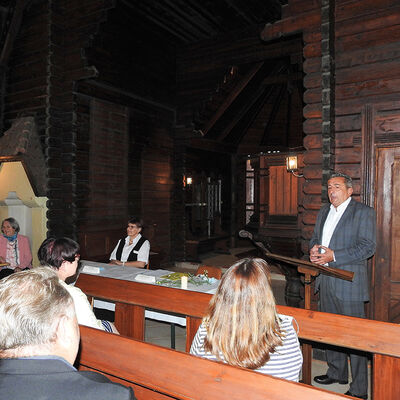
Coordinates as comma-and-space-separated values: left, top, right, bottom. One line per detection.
0, 357, 135, 400
310, 198, 376, 301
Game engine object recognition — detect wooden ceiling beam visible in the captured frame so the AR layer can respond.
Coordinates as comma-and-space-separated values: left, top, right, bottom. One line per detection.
161, 0, 217, 40
262, 71, 303, 85
201, 62, 264, 136
121, 0, 196, 43
260, 84, 286, 146
216, 84, 272, 142
189, 137, 237, 154
223, 0, 256, 25
0, 0, 30, 68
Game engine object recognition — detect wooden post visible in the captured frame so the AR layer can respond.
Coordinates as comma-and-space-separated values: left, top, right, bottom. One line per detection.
298, 266, 319, 385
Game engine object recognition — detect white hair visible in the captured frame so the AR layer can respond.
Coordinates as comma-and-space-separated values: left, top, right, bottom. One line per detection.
0, 267, 75, 357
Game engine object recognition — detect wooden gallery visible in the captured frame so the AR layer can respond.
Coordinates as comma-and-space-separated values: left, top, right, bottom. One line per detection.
0, 0, 399, 399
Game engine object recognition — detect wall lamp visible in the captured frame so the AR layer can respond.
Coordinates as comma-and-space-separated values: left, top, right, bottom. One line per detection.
286, 155, 303, 178
183, 175, 193, 187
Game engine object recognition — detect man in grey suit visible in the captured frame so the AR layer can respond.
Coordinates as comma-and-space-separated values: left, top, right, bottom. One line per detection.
310, 172, 376, 400
0, 267, 135, 400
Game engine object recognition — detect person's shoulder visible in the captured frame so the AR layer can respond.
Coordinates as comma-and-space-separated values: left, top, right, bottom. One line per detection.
350, 198, 375, 212
277, 313, 293, 326
78, 370, 134, 399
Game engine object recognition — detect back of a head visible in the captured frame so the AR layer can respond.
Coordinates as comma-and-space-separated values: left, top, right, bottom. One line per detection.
208, 257, 277, 323
37, 237, 80, 269
204, 258, 282, 369
0, 267, 75, 356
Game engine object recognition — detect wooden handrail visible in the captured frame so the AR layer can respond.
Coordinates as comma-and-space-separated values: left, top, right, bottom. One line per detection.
78, 325, 349, 400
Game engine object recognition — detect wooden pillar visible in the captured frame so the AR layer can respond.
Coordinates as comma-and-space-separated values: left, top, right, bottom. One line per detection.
321, 0, 336, 198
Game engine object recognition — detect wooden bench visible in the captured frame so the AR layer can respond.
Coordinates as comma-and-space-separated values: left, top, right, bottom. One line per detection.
78, 325, 348, 400
76, 273, 400, 400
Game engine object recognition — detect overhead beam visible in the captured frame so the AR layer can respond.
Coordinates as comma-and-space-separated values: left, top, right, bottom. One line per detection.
0, 0, 30, 68
201, 62, 264, 137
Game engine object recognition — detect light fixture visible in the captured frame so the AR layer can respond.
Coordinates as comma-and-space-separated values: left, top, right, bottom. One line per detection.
286, 155, 303, 178
183, 175, 193, 187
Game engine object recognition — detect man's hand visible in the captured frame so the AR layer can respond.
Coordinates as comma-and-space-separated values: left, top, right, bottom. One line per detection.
310, 244, 335, 265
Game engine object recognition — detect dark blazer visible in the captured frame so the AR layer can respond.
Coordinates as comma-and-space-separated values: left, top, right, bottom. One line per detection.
0, 357, 135, 400
310, 198, 376, 301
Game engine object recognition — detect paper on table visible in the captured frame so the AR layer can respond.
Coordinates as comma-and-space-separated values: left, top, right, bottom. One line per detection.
135, 274, 156, 283
82, 265, 101, 274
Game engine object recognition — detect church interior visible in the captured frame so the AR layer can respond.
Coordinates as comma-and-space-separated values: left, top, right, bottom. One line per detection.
0, 0, 399, 399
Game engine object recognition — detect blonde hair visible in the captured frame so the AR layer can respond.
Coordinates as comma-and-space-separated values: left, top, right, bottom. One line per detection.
203, 258, 283, 369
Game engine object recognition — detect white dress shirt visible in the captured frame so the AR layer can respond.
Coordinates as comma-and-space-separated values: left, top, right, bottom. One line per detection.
109, 234, 150, 264
321, 197, 352, 262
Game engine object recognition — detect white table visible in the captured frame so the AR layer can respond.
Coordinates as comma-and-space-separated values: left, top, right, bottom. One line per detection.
78, 260, 219, 326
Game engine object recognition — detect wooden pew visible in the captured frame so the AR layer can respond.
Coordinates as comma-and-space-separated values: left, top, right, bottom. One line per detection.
78, 325, 348, 400
76, 273, 400, 400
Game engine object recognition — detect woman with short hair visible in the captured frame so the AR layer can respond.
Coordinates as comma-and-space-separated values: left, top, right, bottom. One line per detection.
190, 258, 302, 381
109, 217, 150, 268
0, 217, 32, 279
38, 237, 117, 333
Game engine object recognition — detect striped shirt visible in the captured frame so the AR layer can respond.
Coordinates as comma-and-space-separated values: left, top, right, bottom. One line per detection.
190, 314, 303, 382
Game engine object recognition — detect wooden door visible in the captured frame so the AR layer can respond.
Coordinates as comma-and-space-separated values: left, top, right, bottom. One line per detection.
374, 147, 400, 322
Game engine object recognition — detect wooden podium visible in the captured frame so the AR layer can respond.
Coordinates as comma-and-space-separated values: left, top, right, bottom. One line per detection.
240, 231, 354, 384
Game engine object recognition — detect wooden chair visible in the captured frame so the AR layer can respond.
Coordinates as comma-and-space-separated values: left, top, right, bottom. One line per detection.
195, 265, 222, 279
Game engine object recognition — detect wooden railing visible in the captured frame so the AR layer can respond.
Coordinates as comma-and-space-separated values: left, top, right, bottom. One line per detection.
76, 273, 400, 400
78, 326, 349, 400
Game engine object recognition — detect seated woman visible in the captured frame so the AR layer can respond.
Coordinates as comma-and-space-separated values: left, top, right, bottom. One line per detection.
0, 217, 32, 279
38, 237, 117, 333
190, 258, 303, 382
109, 217, 150, 268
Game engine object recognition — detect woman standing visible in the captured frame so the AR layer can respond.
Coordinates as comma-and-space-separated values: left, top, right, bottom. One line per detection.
109, 217, 150, 268
190, 258, 303, 381
0, 217, 32, 279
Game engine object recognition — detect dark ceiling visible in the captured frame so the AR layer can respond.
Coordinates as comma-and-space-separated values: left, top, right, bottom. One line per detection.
120, 0, 288, 46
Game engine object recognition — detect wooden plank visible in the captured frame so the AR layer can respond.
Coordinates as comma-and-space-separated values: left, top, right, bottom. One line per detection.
115, 303, 145, 339
76, 274, 400, 358
373, 354, 400, 400
260, 11, 320, 41
79, 326, 349, 400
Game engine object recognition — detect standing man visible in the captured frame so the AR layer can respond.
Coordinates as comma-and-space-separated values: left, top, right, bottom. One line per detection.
310, 172, 376, 400
0, 268, 135, 400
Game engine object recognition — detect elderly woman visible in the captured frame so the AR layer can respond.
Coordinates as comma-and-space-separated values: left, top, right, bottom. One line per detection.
190, 258, 303, 381
38, 237, 117, 333
109, 217, 150, 268
0, 217, 32, 279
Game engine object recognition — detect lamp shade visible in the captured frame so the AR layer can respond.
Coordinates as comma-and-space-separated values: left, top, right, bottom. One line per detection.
286, 156, 298, 172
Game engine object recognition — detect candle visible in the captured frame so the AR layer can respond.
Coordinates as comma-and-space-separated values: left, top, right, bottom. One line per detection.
181, 275, 188, 289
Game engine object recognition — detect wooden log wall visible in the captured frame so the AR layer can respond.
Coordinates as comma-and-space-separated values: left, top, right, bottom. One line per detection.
3, 0, 175, 263
262, 0, 400, 319
4, 0, 112, 237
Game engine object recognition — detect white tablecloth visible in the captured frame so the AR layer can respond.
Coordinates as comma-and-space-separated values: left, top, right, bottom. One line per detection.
77, 260, 219, 326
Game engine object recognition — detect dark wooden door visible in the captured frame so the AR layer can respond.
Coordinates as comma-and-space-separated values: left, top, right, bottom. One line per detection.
374, 147, 400, 322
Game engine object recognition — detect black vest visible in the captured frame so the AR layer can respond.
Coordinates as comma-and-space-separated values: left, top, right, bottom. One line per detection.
115, 236, 147, 262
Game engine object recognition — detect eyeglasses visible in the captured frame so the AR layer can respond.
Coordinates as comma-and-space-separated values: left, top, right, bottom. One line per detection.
63, 254, 80, 263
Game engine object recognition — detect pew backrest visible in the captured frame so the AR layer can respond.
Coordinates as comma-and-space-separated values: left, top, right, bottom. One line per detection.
78, 326, 349, 400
